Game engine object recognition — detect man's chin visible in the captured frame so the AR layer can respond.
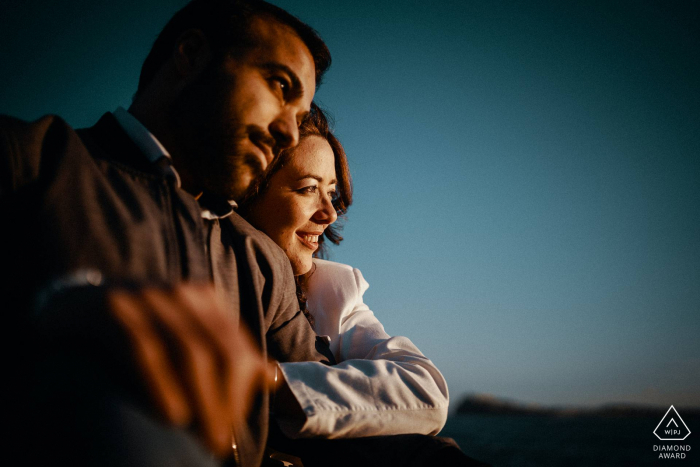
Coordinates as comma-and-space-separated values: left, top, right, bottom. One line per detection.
227, 175, 255, 202
197, 165, 248, 201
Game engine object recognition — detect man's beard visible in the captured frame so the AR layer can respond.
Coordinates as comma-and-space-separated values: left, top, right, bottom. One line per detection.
169, 65, 267, 201
197, 120, 265, 201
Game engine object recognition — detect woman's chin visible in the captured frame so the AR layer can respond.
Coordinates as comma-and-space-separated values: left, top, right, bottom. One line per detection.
291, 257, 313, 277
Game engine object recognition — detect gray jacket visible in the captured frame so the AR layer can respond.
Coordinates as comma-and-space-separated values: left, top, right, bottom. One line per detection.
1, 112, 330, 466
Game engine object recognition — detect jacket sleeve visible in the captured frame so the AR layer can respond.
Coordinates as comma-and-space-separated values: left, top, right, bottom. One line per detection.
277, 261, 449, 439
221, 212, 334, 366
264, 251, 335, 365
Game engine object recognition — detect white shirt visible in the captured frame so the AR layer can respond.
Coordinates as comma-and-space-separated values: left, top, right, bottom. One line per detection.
278, 259, 449, 438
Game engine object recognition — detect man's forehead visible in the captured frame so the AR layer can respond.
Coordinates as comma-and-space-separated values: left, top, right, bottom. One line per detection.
247, 16, 316, 85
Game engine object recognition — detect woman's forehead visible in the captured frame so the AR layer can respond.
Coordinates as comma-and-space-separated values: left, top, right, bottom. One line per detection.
285, 136, 336, 177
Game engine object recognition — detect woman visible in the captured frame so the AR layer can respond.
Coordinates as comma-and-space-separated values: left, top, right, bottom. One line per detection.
239, 105, 448, 439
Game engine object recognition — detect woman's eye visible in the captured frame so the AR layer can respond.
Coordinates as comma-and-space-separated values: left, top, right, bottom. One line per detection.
298, 186, 318, 194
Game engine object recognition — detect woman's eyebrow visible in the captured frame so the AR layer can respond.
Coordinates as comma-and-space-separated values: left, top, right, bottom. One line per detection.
296, 174, 337, 184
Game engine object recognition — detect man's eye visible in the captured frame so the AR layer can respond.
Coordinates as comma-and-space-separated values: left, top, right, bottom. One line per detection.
272, 77, 289, 96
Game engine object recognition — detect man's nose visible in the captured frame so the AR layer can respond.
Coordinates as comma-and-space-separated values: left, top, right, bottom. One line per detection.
269, 111, 300, 151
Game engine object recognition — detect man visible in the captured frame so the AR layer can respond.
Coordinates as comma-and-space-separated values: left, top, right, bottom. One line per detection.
3, 1, 331, 465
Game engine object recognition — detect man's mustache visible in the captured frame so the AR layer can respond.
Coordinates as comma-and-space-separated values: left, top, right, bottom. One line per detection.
248, 126, 277, 154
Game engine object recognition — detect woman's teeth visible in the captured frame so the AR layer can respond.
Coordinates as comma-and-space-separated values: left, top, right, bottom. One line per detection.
300, 235, 319, 243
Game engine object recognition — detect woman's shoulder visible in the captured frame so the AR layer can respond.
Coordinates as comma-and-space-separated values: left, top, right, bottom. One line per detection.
309, 259, 369, 298
224, 212, 296, 277
312, 258, 354, 275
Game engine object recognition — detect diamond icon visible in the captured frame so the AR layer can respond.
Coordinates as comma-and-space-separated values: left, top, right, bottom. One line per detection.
654, 405, 691, 441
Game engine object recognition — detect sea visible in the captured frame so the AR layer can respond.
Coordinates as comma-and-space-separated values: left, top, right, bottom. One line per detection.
440, 413, 698, 466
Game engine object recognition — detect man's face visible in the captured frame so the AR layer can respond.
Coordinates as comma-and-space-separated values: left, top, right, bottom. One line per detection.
174, 17, 317, 200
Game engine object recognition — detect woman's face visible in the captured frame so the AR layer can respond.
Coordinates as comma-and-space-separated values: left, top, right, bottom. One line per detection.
247, 135, 338, 275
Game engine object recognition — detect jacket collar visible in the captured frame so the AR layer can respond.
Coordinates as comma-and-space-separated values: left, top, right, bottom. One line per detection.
80, 111, 233, 220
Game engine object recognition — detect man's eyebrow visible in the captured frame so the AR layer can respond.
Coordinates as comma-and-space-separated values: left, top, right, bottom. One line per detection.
260, 62, 304, 97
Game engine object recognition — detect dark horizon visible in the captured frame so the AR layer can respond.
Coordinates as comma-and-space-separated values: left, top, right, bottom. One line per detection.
453, 392, 700, 416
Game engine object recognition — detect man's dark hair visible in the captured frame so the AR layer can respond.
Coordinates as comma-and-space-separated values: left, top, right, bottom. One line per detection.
136, 0, 331, 95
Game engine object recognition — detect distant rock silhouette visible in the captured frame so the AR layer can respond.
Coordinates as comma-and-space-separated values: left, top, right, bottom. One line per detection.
455, 394, 700, 418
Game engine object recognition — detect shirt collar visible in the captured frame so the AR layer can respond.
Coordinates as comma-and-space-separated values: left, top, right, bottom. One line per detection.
199, 196, 237, 220
112, 107, 237, 220
112, 107, 181, 188
112, 107, 171, 163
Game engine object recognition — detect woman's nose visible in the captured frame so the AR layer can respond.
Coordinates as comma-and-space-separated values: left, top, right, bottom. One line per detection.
314, 193, 338, 225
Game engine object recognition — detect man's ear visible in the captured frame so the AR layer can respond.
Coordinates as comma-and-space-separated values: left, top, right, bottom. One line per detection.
172, 29, 212, 80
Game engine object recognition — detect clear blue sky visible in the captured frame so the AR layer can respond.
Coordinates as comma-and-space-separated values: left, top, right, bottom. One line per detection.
2, 0, 698, 408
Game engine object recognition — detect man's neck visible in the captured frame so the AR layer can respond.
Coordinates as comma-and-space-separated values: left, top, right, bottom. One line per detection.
128, 103, 200, 196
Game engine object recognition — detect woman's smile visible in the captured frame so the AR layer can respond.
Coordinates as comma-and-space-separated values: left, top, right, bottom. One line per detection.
245, 135, 338, 275
297, 231, 324, 250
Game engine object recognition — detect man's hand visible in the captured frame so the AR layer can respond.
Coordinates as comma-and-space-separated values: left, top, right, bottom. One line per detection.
108, 284, 275, 456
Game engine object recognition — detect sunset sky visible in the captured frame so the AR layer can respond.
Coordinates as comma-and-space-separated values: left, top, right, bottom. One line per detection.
2, 0, 698, 408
